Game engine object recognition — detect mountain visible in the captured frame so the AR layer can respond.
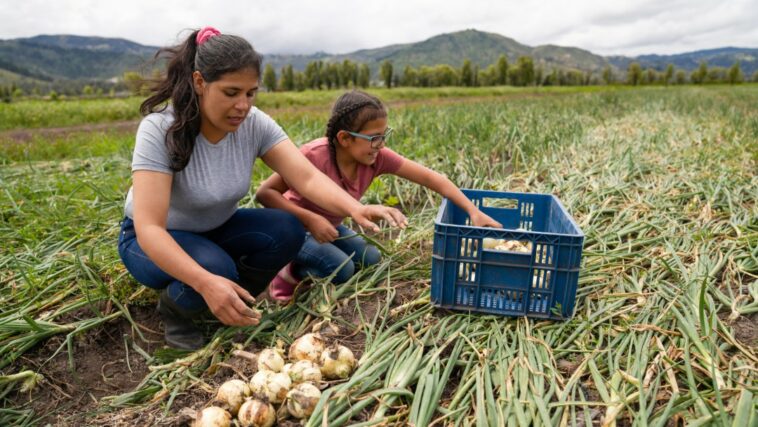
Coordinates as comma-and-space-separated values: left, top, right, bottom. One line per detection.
607, 47, 758, 75
1, 30, 756, 87
264, 29, 610, 74
0, 35, 159, 82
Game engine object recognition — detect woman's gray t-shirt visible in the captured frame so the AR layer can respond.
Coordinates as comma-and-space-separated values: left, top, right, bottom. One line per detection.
123, 107, 288, 232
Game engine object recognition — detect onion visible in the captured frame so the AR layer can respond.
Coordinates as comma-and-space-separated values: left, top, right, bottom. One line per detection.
287, 360, 322, 384
237, 398, 275, 427
249, 370, 291, 403
319, 344, 356, 379
194, 406, 231, 427
285, 382, 322, 419
257, 348, 285, 373
213, 379, 249, 415
288, 333, 325, 363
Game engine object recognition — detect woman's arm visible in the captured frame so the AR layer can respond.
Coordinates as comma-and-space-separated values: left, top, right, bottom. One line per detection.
260, 140, 408, 230
256, 173, 339, 243
131, 170, 261, 326
394, 159, 502, 228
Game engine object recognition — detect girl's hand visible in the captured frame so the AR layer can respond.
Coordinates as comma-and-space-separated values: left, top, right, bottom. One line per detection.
470, 210, 503, 228
306, 215, 339, 243
352, 205, 408, 231
200, 276, 261, 326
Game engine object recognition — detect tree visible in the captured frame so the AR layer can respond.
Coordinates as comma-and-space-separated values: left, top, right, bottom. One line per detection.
293, 71, 306, 91
645, 68, 658, 85
262, 64, 277, 92
508, 56, 535, 86
280, 65, 295, 91
664, 64, 674, 86
727, 61, 743, 84
627, 62, 642, 86
691, 61, 708, 84
675, 70, 686, 84
752, 70, 758, 83
602, 66, 614, 85
357, 64, 371, 88
123, 71, 146, 96
460, 59, 474, 87
340, 60, 357, 88
82, 85, 94, 96
401, 65, 417, 87
380, 60, 393, 88
304, 60, 323, 89
496, 55, 509, 85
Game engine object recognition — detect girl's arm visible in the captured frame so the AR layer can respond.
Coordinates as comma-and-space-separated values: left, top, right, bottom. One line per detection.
394, 159, 502, 228
255, 173, 340, 243
131, 170, 261, 326
260, 140, 408, 231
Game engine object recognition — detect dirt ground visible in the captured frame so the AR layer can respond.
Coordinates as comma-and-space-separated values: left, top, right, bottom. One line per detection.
6, 280, 424, 426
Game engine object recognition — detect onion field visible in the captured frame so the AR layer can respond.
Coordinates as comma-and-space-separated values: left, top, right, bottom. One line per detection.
1, 86, 756, 426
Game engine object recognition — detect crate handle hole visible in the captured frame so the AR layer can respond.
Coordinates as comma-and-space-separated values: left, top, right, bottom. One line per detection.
482, 198, 519, 209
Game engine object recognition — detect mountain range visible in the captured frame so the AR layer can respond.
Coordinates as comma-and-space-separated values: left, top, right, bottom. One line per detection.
1, 30, 756, 86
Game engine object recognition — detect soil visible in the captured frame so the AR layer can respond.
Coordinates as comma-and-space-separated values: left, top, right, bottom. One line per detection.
729, 312, 758, 348
6, 303, 164, 426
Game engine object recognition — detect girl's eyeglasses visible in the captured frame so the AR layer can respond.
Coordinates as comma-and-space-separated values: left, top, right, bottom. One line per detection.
346, 127, 393, 148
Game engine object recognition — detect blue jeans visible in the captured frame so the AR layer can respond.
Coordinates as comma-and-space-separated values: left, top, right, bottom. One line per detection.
117, 208, 305, 310
294, 225, 382, 284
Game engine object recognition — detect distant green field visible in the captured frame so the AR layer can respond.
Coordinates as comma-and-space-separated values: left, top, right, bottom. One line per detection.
0, 85, 628, 131
1, 86, 756, 426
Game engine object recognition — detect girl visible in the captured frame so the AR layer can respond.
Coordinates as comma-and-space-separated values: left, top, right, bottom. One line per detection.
118, 29, 404, 350
256, 90, 501, 301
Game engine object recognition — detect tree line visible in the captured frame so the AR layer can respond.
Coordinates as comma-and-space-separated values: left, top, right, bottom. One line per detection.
1, 56, 756, 102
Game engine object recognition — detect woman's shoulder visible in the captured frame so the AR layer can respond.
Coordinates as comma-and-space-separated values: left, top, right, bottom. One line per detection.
139, 107, 174, 133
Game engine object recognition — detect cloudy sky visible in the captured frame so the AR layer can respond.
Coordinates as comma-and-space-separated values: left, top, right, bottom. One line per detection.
1, 0, 757, 56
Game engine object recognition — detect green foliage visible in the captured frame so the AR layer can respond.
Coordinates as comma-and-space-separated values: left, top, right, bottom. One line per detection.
262, 64, 277, 92
380, 60, 394, 89
627, 62, 642, 86
727, 61, 744, 84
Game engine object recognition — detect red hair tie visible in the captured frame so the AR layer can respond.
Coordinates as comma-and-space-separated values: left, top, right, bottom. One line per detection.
196, 27, 221, 45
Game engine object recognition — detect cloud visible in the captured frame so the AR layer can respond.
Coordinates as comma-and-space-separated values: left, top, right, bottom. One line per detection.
0, 0, 755, 56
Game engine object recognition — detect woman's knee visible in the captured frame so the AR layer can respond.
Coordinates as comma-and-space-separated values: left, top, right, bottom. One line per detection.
272, 211, 306, 256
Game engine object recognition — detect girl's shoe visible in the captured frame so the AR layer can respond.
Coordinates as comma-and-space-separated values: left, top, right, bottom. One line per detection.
268, 263, 299, 302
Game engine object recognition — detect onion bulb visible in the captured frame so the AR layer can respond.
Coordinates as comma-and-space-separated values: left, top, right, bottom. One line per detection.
194, 406, 231, 427
213, 379, 249, 415
288, 333, 325, 363
249, 370, 291, 403
285, 382, 322, 419
237, 398, 275, 427
286, 360, 322, 384
257, 348, 285, 373
319, 345, 356, 379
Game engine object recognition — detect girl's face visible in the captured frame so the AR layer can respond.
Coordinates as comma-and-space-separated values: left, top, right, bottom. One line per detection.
193, 68, 259, 143
338, 116, 389, 166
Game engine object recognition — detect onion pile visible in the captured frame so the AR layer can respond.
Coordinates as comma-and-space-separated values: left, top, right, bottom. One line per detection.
193, 333, 357, 425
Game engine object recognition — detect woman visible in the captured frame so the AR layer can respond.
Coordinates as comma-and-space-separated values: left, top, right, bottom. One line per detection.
118, 27, 405, 350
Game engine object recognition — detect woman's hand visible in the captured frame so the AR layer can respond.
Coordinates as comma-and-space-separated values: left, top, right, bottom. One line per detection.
470, 210, 502, 228
199, 276, 261, 326
305, 215, 339, 243
352, 205, 408, 231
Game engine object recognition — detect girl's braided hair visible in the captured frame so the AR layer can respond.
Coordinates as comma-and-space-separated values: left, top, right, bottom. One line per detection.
325, 91, 387, 178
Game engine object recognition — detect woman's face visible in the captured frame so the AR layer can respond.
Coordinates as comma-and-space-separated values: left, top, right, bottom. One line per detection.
193, 68, 259, 143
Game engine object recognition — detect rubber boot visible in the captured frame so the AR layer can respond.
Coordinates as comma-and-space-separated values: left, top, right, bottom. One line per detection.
156, 289, 206, 351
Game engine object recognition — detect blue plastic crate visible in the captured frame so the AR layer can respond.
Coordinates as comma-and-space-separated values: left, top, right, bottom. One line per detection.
431, 189, 584, 319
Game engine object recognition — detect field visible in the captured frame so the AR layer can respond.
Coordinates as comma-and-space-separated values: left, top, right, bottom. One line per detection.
1, 85, 756, 426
